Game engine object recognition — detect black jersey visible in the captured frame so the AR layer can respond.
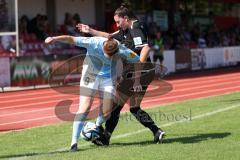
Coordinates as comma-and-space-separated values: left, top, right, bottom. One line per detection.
111, 20, 148, 55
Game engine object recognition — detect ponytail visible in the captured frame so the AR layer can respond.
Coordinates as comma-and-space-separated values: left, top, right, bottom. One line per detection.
114, 2, 136, 20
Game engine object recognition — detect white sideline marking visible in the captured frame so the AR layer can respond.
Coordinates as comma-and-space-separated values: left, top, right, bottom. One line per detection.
60, 103, 240, 151
6, 104, 240, 160
113, 104, 240, 138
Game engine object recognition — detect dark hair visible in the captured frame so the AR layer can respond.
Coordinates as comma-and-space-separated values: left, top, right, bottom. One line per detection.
114, 2, 136, 19
103, 38, 119, 56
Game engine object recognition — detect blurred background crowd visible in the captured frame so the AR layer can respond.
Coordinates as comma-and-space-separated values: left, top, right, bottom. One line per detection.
0, 0, 240, 57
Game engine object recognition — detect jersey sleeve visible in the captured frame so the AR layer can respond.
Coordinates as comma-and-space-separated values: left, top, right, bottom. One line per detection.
74, 37, 95, 49
111, 30, 122, 41
118, 44, 140, 63
130, 21, 148, 49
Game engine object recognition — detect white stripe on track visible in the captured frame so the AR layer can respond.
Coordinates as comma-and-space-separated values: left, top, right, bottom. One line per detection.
143, 85, 240, 103
166, 72, 240, 83
1, 77, 240, 110
1, 71, 239, 100
171, 79, 240, 91
1, 75, 239, 104
1, 84, 240, 120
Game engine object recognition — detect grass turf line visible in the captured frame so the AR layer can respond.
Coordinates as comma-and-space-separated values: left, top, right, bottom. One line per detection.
0, 92, 239, 160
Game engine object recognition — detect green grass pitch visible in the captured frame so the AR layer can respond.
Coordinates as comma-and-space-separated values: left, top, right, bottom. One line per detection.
0, 92, 240, 160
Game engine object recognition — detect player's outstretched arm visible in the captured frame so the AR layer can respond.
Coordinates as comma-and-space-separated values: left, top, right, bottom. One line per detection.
140, 45, 151, 62
45, 35, 75, 45
76, 23, 110, 38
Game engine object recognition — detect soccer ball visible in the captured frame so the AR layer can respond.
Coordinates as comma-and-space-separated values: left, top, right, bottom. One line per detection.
80, 122, 101, 141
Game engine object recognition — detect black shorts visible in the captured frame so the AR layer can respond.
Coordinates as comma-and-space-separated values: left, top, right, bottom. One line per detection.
153, 54, 164, 62
117, 62, 155, 97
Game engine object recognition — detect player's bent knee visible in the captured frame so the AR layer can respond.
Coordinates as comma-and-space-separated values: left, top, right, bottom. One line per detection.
130, 107, 140, 114
74, 113, 87, 122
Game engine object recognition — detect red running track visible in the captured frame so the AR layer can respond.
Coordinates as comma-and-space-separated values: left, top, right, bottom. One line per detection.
0, 67, 240, 132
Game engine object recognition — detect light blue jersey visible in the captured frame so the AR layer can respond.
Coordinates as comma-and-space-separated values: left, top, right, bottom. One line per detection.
75, 37, 140, 78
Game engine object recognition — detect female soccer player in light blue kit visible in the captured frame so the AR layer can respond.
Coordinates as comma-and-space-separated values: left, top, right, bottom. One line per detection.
45, 36, 141, 152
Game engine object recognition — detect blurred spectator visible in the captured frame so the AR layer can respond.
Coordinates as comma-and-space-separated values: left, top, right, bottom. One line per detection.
148, 22, 158, 39
36, 15, 49, 40
163, 34, 174, 50
29, 14, 42, 33
1, 35, 16, 52
149, 30, 165, 79
191, 23, 200, 44
73, 13, 81, 25
72, 13, 82, 36
27, 14, 49, 40
182, 26, 191, 48
12, 10, 240, 57
19, 15, 30, 34
63, 12, 75, 35
64, 12, 72, 27
0, 0, 8, 31
60, 12, 82, 36
198, 33, 207, 48
220, 31, 230, 46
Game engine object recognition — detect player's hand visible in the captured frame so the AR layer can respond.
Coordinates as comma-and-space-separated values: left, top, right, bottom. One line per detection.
76, 23, 90, 33
116, 76, 123, 87
45, 37, 54, 44
133, 82, 142, 92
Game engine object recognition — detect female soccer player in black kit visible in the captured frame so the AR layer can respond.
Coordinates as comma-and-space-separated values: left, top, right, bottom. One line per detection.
76, 3, 165, 145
